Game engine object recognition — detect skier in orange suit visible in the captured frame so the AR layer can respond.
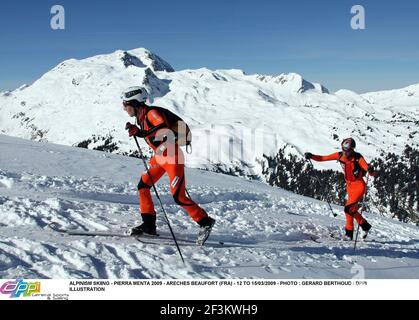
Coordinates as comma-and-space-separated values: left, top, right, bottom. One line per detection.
122, 86, 215, 244
305, 138, 376, 240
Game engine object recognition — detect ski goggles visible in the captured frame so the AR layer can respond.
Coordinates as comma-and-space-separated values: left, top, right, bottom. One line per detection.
123, 100, 133, 107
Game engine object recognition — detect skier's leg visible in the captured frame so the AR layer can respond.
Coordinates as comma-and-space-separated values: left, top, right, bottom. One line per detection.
132, 157, 166, 236
351, 180, 371, 235
344, 212, 355, 239
344, 181, 367, 239
348, 181, 368, 225
162, 148, 208, 224
345, 202, 366, 223
168, 166, 208, 223
354, 212, 366, 225
138, 156, 165, 215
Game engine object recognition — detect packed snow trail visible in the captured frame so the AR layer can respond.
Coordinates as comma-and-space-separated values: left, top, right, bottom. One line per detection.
0, 135, 418, 279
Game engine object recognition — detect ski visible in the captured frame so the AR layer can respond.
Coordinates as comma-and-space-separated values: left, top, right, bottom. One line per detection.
329, 232, 376, 243
49, 223, 131, 238
309, 233, 349, 243
48, 222, 223, 246
134, 236, 201, 247
329, 232, 354, 242
310, 236, 321, 243
330, 232, 342, 240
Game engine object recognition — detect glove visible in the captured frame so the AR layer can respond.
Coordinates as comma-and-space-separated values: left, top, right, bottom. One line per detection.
368, 168, 377, 177
304, 152, 313, 160
126, 122, 141, 137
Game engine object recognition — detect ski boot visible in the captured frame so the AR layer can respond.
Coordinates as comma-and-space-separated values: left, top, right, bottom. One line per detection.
360, 221, 372, 240
197, 216, 216, 246
130, 214, 157, 236
343, 229, 354, 241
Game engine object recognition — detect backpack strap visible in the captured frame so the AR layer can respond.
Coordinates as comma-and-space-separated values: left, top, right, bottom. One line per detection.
352, 152, 366, 177
338, 151, 345, 164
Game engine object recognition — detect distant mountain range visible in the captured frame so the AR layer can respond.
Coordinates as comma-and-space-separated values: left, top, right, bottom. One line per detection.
1, 48, 417, 178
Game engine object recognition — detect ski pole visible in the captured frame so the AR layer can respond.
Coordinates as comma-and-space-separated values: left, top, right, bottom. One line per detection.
185, 188, 192, 201
354, 174, 370, 251
132, 136, 185, 264
353, 223, 360, 251
308, 159, 338, 217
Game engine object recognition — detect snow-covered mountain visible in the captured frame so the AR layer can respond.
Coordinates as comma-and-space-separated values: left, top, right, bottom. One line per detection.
1, 135, 418, 279
0, 48, 418, 178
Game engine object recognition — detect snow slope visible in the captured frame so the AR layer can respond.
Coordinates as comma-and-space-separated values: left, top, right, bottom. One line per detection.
0, 48, 417, 178
0, 135, 418, 279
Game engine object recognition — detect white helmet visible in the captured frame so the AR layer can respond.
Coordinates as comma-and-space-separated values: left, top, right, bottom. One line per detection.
122, 86, 148, 104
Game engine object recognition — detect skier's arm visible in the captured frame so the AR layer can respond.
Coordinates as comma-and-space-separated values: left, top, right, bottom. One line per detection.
137, 123, 167, 138
311, 152, 340, 162
139, 109, 169, 138
358, 156, 369, 172
126, 122, 166, 138
359, 156, 377, 176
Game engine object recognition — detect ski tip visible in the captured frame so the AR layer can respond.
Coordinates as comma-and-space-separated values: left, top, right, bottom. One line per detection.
310, 236, 321, 243
48, 222, 59, 228
48, 222, 64, 232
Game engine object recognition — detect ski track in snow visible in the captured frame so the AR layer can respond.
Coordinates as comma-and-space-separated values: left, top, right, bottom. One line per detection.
0, 135, 418, 279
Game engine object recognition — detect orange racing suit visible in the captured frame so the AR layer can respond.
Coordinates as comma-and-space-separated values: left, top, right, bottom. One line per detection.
311, 152, 370, 231
136, 107, 208, 223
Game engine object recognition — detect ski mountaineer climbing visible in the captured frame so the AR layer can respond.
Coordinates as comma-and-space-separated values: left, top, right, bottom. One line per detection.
122, 86, 215, 245
305, 138, 376, 241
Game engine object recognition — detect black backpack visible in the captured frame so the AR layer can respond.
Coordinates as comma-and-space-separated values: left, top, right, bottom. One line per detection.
147, 106, 192, 152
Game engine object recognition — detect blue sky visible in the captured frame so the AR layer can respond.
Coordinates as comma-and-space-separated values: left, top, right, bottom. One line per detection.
0, 0, 418, 92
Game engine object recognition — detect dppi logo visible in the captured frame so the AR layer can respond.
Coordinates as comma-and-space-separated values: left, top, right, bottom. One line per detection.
0, 279, 41, 298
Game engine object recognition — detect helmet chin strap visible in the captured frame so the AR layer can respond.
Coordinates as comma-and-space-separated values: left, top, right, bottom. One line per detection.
135, 105, 147, 126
